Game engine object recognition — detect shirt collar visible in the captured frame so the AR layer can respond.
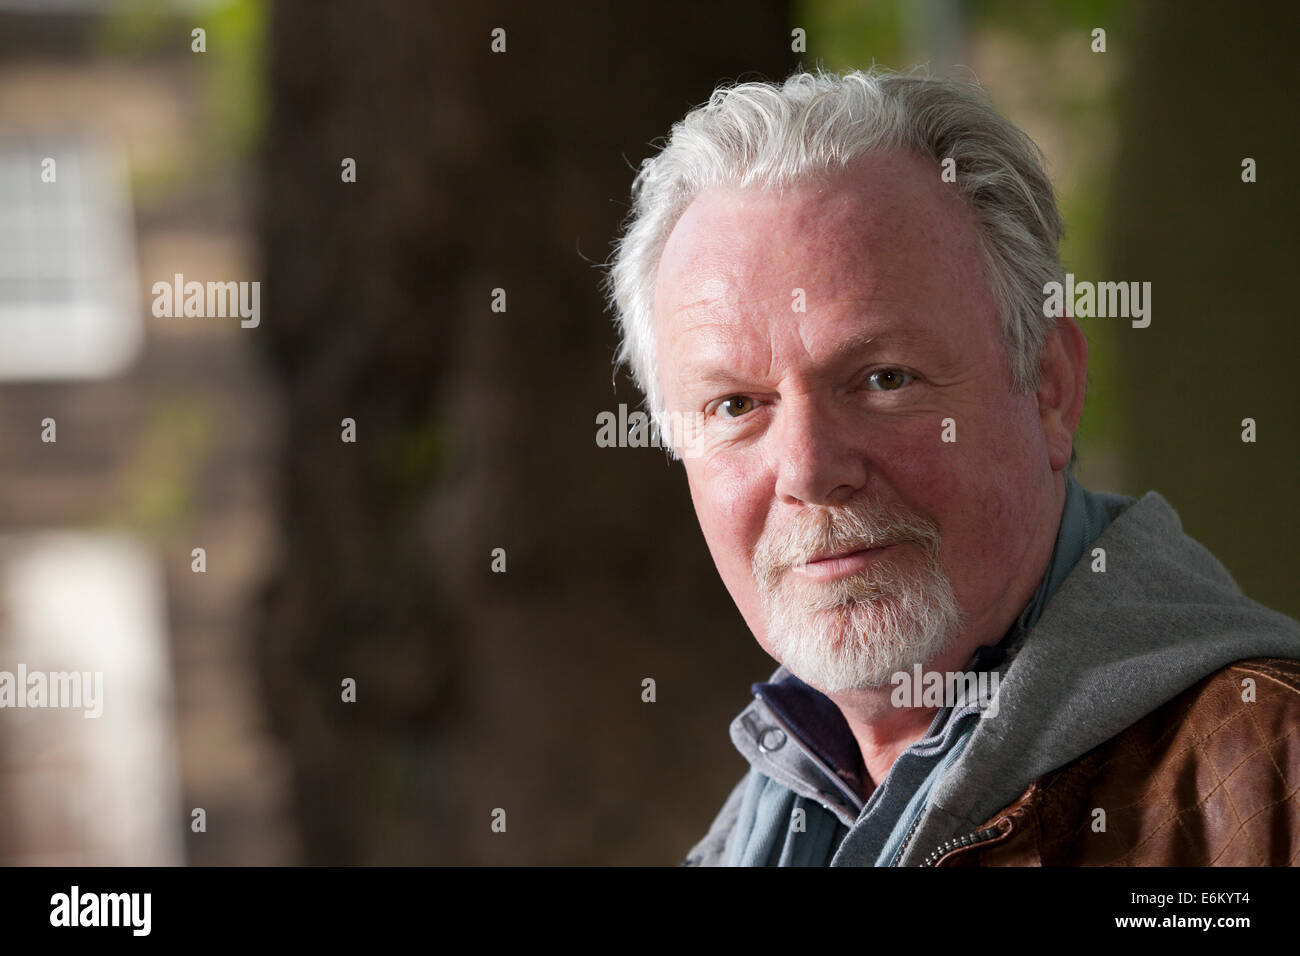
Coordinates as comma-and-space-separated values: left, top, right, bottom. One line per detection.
751, 644, 1008, 802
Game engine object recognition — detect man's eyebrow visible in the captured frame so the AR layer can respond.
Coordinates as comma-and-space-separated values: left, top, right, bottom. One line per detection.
674, 365, 758, 392
674, 326, 917, 390
825, 327, 889, 359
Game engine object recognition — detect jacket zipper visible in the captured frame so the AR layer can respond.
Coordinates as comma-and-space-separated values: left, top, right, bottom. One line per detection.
917, 823, 1006, 867
889, 813, 927, 867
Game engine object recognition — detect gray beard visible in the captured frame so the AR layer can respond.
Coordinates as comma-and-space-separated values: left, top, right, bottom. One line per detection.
752, 504, 963, 693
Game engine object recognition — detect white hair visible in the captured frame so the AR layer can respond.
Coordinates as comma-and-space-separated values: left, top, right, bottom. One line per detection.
602, 66, 1066, 455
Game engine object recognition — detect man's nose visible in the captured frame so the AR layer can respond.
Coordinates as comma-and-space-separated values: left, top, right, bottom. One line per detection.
770, 394, 868, 507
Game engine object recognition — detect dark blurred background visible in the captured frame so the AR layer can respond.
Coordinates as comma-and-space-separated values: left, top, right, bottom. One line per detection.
0, 0, 1294, 864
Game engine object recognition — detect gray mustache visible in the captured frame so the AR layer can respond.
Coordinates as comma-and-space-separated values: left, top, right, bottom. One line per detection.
753, 506, 942, 578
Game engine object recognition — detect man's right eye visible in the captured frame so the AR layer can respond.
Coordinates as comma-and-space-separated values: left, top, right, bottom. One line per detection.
715, 396, 757, 418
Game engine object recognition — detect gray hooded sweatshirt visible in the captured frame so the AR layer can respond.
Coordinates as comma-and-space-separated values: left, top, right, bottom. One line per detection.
685, 483, 1300, 866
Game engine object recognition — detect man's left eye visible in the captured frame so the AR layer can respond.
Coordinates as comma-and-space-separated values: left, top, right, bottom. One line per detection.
865, 368, 913, 391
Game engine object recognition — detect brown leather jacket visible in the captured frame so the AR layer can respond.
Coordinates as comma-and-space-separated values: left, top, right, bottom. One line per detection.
932, 657, 1300, 866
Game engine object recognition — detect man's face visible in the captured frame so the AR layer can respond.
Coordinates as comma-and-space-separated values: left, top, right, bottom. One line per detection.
652, 150, 1058, 693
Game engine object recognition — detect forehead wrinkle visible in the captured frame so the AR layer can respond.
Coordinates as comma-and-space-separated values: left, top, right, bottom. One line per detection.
672, 316, 745, 343
672, 290, 917, 375
675, 265, 892, 326
672, 284, 796, 323
670, 322, 774, 389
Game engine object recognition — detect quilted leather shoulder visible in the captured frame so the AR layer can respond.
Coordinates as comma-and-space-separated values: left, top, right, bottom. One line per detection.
946, 657, 1300, 866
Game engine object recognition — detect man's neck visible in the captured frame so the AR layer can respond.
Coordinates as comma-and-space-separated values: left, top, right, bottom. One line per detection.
828, 637, 990, 787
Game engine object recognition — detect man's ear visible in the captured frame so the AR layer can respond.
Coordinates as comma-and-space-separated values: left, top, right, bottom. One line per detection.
1036, 316, 1088, 472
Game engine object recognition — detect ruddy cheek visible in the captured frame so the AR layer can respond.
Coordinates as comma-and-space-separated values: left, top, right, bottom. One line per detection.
865, 424, 964, 518
688, 465, 756, 567
697, 447, 766, 526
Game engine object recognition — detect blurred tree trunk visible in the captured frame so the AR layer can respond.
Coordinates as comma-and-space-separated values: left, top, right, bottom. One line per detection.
257, 0, 794, 863
1105, 0, 1298, 619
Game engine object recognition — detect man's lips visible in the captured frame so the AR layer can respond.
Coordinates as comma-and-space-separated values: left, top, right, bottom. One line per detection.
790, 543, 899, 581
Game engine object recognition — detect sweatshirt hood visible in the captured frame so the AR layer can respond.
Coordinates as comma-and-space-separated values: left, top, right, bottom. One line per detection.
885, 489, 1300, 865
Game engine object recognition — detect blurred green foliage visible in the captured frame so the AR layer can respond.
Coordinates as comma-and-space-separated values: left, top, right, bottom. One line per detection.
96, 0, 267, 162
110, 393, 215, 534
794, 0, 906, 72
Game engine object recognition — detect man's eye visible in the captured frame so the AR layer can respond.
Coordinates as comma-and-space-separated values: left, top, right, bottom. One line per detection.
716, 396, 757, 418
866, 368, 913, 391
